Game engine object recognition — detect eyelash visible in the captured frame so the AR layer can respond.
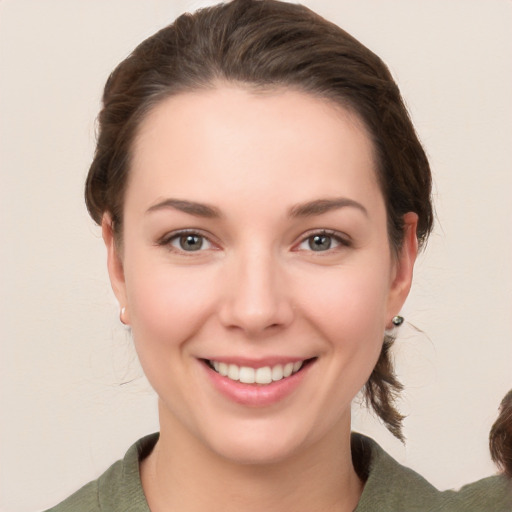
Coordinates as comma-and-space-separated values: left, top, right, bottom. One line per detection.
157, 229, 351, 254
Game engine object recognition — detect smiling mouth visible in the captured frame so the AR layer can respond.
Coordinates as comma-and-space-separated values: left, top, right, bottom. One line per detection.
205, 359, 315, 385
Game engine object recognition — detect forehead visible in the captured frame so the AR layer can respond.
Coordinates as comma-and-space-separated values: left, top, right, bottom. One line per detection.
128, 85, 382, 213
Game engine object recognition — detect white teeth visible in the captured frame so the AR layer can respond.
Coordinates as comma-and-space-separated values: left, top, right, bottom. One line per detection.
239, 367, 255, 384
283, 362, 294, 378
271, 364, 284, 381
218, 362, 228, 376
227, 364, 239, 381
209, 360, 306, 384
255, 366, 272, 384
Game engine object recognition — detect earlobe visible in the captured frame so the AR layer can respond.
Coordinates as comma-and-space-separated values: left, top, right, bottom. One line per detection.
386, 212, 419, 327
101, 214, 127, 307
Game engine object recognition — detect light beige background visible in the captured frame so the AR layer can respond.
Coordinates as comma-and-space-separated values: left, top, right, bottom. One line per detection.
1, 1, 511, 510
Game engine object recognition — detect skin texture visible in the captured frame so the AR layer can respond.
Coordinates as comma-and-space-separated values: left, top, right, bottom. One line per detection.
102, 86, 418, 512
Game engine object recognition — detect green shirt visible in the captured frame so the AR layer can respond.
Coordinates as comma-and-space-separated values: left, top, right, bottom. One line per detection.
45, 433, 511, 512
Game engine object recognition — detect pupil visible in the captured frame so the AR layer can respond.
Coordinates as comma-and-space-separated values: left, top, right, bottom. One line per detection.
310, 235, 331, 251
180, 234, 202, 251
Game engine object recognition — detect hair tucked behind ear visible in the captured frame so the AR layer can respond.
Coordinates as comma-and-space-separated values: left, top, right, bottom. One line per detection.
490, 389, 512, 477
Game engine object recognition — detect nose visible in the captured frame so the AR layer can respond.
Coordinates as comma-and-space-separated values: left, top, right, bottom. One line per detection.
218, 248, 294, 337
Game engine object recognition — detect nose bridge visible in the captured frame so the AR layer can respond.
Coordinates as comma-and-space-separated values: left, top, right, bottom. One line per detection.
219, 243, 292, 334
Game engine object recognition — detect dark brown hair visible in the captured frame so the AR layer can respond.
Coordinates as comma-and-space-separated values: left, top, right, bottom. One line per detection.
490, 389, 512, 477
85, 0, 433, 440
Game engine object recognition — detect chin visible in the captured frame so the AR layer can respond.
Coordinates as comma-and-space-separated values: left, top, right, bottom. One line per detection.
200, 417, 318, 467
213, 437, 302, 466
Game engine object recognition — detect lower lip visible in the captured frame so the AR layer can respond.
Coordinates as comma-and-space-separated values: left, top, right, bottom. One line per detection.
202, 361, 314, 407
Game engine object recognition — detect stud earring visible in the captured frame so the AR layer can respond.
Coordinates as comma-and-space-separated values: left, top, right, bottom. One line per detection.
120, 307, 128, 325
392, 315, 404, 327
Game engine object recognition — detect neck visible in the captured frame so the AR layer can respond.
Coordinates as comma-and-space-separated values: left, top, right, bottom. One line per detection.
141, 403, 363, 512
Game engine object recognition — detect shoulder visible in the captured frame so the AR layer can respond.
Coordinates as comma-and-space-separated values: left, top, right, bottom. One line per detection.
352, 433, 511, 512
43, 433, 158, 512
439, 475, 511, 512
353, 433, 442, 512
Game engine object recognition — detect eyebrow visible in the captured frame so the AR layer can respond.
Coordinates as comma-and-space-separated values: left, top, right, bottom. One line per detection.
146, 198, 221, 218
145, 196, 367, 219
288, 197, 368, 218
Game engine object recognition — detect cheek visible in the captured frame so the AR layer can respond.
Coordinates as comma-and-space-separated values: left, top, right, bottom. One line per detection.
294, 263, 390, 363
124, 258, 216, 354
300, 263, 389, 325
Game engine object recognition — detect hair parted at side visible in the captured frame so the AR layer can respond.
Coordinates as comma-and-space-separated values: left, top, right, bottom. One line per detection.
85, 0, 433, 441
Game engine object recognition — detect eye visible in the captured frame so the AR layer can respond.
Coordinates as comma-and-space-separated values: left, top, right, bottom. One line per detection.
307, 234, 333, 251
160, 231, 214, 252
174, 234, 208, 251
297, 230, 349, 252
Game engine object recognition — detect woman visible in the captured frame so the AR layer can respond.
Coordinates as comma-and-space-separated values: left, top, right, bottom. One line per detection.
38, 0, 509, 510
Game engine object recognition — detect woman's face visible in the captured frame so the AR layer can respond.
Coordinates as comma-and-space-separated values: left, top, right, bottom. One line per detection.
104, 86, 417, 464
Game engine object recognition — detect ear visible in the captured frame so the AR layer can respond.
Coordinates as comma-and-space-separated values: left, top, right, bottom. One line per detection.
102, 214, 128, 317
386, 212, 419, 328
